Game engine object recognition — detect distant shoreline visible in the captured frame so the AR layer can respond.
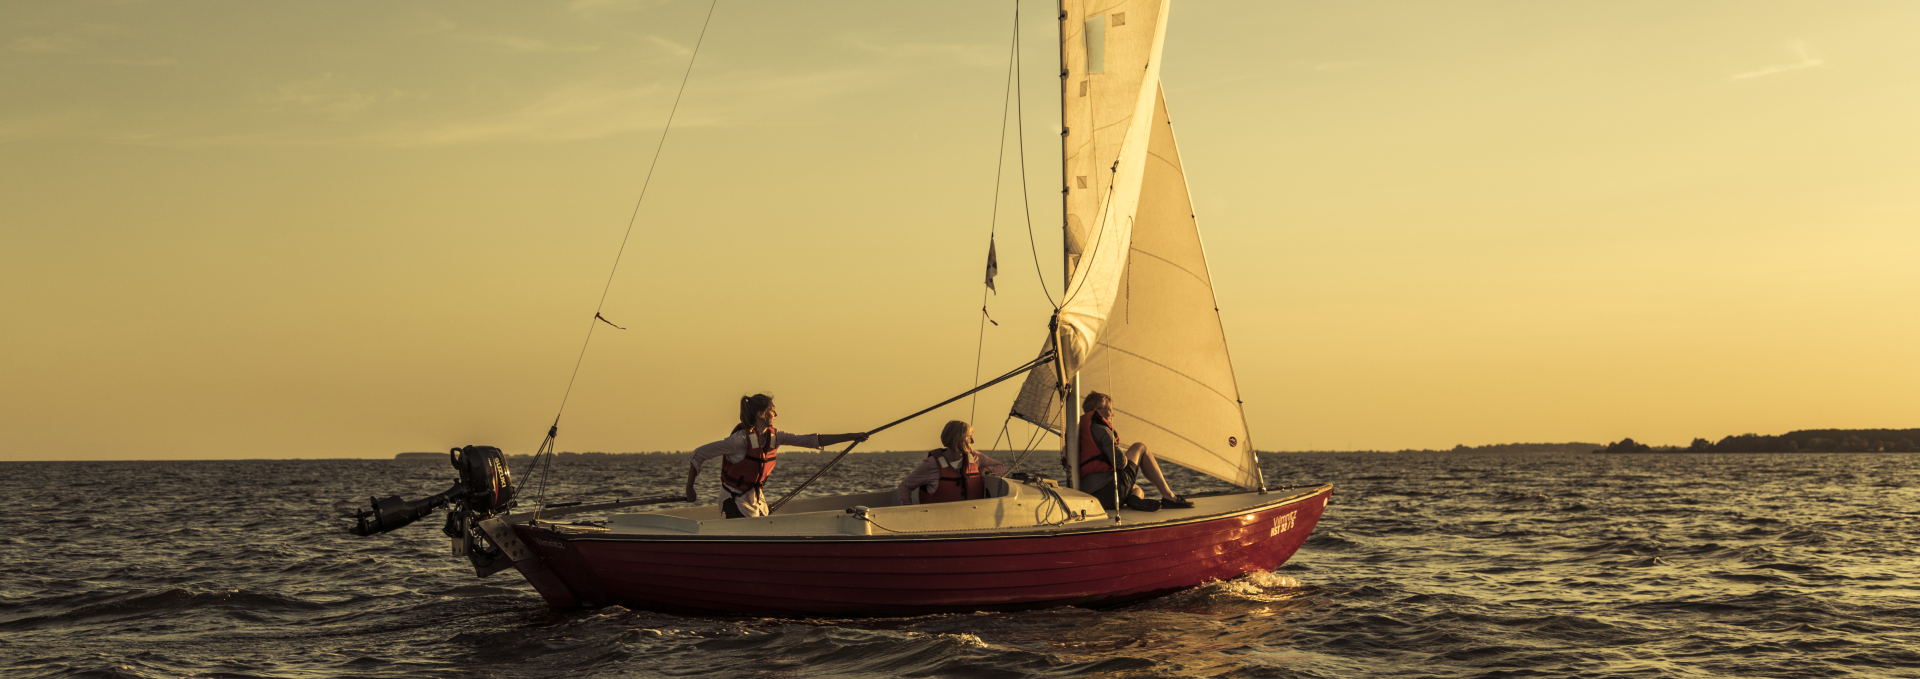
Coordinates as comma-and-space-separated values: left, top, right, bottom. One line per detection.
7, 430, 1913, 462
1595, 428, 1919, 454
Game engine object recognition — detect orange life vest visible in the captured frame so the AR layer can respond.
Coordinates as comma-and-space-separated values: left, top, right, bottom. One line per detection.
721, 427, 779, 492
916, 448, 987, 504
1078, 410, 1117, 475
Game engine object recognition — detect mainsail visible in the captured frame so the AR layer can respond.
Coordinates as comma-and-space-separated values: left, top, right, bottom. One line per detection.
1010, 0, 1258, 489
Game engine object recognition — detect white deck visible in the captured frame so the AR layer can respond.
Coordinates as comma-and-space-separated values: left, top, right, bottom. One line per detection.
583, 477, 1308, 538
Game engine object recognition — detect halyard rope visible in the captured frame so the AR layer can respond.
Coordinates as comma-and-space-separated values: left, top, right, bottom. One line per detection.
524, 0, 722, 517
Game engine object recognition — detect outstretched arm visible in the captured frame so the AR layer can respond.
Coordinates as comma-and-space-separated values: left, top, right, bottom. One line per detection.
817, 432, 871, 447
684, 465, 699, 503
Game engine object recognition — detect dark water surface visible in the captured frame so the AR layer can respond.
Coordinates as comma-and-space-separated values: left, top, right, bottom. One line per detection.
5, 452, 1918, 678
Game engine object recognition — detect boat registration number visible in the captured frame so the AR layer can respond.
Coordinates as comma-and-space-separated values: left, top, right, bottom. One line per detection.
1269, 511, 1297, 536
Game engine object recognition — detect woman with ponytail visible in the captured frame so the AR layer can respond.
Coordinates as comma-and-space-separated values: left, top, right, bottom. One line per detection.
685, 393, 869, 519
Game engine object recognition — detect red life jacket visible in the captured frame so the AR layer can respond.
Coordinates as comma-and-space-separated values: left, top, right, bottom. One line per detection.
917, 448, 987, 504
1078, 410, 1117, 475
721, 427, 779, 492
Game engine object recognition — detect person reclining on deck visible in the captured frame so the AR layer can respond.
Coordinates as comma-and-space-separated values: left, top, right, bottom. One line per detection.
685, 393, 869, 519
896, 420, 1008, 506
1078, 391, 1195, 512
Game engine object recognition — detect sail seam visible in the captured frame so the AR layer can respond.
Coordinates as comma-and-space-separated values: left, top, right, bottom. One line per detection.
1095, 342, 1238, 408
1112, 406, 1251, 487
1128, 246, 1208, 288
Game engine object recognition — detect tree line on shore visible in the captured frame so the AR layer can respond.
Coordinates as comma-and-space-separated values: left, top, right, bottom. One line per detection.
1597, 428, 1920, 454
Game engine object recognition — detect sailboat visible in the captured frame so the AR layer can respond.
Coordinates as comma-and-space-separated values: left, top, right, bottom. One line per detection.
346, 0, 1331, 617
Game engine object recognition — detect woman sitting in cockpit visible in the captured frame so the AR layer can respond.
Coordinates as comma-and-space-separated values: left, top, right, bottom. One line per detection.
895, 420, 1007, 505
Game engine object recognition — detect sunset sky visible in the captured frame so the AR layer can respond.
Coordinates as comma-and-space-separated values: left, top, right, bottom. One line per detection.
4, 1, 1916, 461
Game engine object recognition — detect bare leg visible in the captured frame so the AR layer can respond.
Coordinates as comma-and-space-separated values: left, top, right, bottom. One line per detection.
1124, 442, 1181, 500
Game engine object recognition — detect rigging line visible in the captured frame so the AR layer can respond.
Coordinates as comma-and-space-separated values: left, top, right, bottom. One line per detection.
549, 0, 721, 424
1004, 416, 1048, 473
972, 0, 1021, 425
1013, 1, 1054, 308
970, 283, 989, 424
1056, 166, 1122, 309
525, 0, 719, 507
527, 434, 560, 520
521, 426, 559, 508
768, 351, 1053, 513
987, 413, 1013, 453
1053, 74, 1129, 312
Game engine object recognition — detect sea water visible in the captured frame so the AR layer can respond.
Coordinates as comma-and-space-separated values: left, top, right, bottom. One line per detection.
5, 452, 1917, 678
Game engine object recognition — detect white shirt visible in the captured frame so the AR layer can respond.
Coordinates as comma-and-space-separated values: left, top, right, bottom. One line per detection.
688, 429, 822, 517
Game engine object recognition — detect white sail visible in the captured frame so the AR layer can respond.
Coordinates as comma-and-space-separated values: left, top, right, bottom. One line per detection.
1010, 0, 1258, 489
1011, 0, 1167, 437
1060, 0, 1166, 279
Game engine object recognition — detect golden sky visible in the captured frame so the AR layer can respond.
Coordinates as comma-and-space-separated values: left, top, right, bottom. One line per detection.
4, 1, 1916, 461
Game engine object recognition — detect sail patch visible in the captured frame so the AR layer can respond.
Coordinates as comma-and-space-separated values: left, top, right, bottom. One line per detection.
1084, 15, 1105, 74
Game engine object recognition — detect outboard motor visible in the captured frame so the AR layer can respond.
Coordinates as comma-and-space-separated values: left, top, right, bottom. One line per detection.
347, 484, 461, 536
348, 446, 522, 575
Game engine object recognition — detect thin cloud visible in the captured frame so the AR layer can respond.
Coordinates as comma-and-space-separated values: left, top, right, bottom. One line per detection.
456, 32, 603, 54
395, 66, 872, 146
27, 62, 884, 150
94, 56, 179, 67
645, 34, 692, 57
11, 34, 86, 53
566, 0, 664, 17
0, 112, 94, 142
839, 35, 1003, 70
1303, 61, 1364, 72
398, 80, 673, 145
1731, 40, 1824, 81
266, 73, 400, 119
9, 24, 126, 54
412, 13, 601, 53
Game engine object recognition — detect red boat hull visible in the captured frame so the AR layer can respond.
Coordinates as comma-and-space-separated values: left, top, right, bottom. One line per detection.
506, 486, 1331, 617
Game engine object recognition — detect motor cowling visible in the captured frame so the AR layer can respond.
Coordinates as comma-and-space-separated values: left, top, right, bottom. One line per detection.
451, 445, 515, 515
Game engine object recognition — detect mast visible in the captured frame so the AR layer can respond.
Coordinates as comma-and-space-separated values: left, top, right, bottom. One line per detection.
1058, 0, 1081, 492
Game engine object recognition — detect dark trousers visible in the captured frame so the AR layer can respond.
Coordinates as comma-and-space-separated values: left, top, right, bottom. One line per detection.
1082, 461, 1140, 510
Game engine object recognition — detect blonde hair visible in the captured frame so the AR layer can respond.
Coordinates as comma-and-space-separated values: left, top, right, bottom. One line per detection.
939, 420, 972, 452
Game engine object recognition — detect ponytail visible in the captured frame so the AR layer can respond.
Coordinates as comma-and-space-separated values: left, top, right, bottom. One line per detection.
739, 393, 775, 431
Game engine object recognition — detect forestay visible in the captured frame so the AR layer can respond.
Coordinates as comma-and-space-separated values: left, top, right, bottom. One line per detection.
1010, 0, 1257, 489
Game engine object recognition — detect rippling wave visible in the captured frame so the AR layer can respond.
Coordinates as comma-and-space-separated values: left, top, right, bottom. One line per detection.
5, 452, 1918, 677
